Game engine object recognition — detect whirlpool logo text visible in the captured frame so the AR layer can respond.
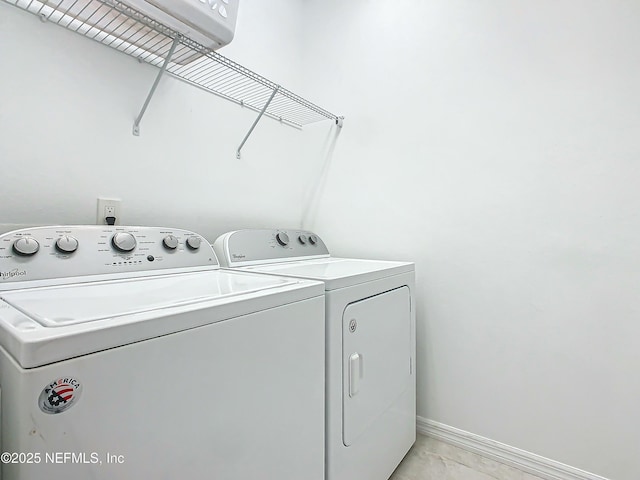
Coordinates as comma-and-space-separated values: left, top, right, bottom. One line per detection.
0, 269, 27, 281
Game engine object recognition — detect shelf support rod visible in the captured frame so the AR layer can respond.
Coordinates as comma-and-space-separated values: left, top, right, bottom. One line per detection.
133, 36, 180, 136
236, 85, 280, 159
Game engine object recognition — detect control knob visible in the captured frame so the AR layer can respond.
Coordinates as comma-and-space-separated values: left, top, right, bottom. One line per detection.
13, 237, 40, 256
112, 232, 137, 252
298, 234, 308, 245
276, 232, 290, 247
56, 235, 79, 254
309, 234, 318, 245
186, 236, 202, 250
163, 235, 179, 250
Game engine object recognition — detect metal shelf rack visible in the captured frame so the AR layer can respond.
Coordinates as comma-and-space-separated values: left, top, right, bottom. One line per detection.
4, 0, 343, 158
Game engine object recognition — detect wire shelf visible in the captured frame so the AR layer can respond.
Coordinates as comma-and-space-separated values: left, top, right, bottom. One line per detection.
4, 0, 341, 130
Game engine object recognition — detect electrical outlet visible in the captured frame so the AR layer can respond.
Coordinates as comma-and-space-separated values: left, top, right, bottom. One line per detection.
97, 198, 122, 225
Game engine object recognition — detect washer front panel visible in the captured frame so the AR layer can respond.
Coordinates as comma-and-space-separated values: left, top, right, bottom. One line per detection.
0, 226, 218, 288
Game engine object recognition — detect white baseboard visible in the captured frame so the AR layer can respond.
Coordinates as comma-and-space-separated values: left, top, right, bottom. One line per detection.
416, 417, 609, 480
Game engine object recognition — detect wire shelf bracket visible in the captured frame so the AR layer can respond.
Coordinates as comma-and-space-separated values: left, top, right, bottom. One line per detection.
3, 0, 344, 155
236, 85, 279, 159
133, 36, 179, 136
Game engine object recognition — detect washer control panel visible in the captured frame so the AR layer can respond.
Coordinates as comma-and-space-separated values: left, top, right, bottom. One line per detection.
0, 226, 218, 287
214, 229, 330, 267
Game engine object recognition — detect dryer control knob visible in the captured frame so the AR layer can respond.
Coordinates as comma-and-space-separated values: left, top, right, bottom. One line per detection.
298, 234, 308, 245
309, 234, 318, 245
186, 236, 202, 250
276, 232, 290, 246
55, 235, 79, 254
13, 237, 40, 256
163, 235, 179, 250
112, 232, 137, 252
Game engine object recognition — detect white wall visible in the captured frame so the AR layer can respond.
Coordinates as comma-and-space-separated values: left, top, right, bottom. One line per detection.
300, 1, 640, 479
3, 1, 639, 479
0, 0, 320, 240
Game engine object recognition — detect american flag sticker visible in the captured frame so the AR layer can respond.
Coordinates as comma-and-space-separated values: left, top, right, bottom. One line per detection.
38, 377, 82, 414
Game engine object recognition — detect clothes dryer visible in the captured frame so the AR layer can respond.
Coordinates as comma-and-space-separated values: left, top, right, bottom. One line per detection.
0, 226, 325, 480
213, 229, 416, 480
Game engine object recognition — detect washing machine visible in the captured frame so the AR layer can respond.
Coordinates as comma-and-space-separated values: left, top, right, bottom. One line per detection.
213, 229, 416, 480
0, 225, 325, 480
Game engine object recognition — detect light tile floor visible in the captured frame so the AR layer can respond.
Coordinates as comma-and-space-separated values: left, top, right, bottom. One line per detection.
389, 435, 545, 480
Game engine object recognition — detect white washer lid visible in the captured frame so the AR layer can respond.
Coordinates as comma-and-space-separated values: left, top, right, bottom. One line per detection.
1, 270, 297, 327
239, 258, 414, 291
0, 270, 324, 368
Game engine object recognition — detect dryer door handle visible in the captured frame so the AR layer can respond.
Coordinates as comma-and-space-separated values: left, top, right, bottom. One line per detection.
349, 353, 362, 397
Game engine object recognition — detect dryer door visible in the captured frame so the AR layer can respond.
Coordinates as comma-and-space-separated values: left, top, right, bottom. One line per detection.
342, 286, 412, 446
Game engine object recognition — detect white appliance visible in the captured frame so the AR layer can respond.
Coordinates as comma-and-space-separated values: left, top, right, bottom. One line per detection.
0, 225, 324, 480
36, 0, 239, 64
213, 229, 416, 480
123, 0, 239, 49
